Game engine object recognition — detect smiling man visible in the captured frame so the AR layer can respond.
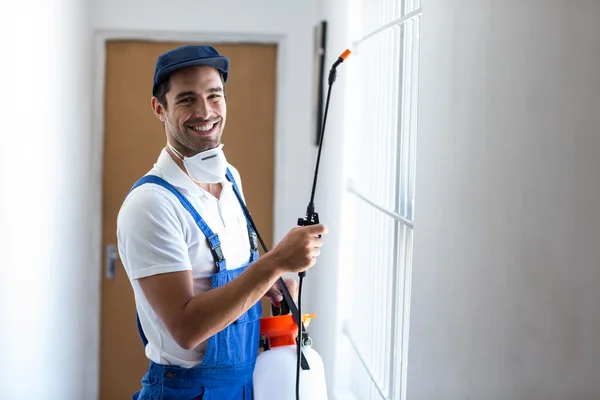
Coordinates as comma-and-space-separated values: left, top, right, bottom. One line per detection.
116, 45, 327, 400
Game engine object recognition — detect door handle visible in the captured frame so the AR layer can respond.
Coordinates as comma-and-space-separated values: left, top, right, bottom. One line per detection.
105, 244, 120, 279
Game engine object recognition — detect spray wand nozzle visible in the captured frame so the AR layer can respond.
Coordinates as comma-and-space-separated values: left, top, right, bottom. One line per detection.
294, 48, 351, 279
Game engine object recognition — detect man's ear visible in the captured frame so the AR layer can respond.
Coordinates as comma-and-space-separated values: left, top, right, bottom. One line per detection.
151, 97, 167, 123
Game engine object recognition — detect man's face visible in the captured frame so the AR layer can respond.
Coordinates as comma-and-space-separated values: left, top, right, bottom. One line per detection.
154, 65, 226, 155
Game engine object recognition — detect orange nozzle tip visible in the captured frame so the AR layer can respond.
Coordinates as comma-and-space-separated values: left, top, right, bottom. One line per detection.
340, 49, 352, 60
301, 313, 317, 326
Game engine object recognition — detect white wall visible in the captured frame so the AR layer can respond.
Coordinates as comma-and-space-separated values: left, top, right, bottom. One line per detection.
0, 0, 93, 399
408, 1, 600, 399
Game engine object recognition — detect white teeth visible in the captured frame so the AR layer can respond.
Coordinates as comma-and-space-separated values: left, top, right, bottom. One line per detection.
193, 123, 215, 132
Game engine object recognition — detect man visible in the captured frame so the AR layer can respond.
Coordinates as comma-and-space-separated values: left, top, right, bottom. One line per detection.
117, 45, 327, 399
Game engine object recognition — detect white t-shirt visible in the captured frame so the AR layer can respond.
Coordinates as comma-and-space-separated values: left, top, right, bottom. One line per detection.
117, 148, 252, 368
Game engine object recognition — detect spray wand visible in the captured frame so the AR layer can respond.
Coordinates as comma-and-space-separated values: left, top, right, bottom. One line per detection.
293, 48, 351, 398
236, 48, 351, 399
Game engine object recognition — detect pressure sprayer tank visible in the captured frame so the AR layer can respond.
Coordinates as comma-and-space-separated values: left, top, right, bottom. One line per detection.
253, 313, 328, 399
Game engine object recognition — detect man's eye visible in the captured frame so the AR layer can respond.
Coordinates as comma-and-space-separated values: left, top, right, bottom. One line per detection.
180, 98, 193, 104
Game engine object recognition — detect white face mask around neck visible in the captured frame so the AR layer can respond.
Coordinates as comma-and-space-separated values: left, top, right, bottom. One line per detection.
167, 142, 228, 184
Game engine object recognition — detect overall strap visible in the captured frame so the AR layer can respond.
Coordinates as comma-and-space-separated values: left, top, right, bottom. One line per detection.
130, 175, 227, 271
225, 168, 260, 261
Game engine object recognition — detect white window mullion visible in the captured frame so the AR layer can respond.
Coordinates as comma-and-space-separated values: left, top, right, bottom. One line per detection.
384, 213, 394, 392
400, 22, 410, 218
376, 29, 386, 387
398, 226, 414, 399
386, 30, 394, 205
381, 27, 394, 394
372, 207, 381, 377
393, 225, 408, 399
374, 208, 383, 384
368, 206, 375, 365
365, 203, 373, 369
386, 25, 398, 394
388, 16, 404, 398
373, 31, 380, 199
369, 36, 379, 201
408, 15, 421, 220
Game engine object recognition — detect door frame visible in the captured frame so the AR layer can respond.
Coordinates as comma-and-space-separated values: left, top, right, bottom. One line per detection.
89, 29, 286, 399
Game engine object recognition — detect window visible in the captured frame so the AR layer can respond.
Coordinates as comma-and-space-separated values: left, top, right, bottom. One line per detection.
337, 1, 421, 399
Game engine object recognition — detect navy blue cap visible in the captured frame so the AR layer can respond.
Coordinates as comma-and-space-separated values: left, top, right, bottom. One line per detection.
152, 45, 230, 96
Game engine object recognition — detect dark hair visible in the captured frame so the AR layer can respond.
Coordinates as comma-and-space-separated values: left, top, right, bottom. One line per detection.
154, 71, 226, 109
154, 78, 172, 108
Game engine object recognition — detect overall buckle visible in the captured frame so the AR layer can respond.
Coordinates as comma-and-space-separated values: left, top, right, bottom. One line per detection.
208, 234, 224, 263
248, 229, 259, 252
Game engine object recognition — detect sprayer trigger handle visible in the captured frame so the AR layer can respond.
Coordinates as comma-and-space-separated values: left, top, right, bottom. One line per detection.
298, 217, 322, 240
271, 301, 290, 316
279, 301, 291, 316
298, 212, 319, 226
271, 302, 289, 316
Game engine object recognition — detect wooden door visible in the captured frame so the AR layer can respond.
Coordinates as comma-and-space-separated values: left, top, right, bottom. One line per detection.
100, 40, 277, 400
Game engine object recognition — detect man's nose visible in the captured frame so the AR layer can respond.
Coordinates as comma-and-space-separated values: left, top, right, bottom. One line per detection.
193, 99, 212, 119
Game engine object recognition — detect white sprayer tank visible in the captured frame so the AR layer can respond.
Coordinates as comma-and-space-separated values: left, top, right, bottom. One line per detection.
253, 313, 328, 399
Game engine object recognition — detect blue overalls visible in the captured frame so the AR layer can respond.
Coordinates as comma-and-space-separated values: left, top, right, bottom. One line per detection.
128, 168, 262, 400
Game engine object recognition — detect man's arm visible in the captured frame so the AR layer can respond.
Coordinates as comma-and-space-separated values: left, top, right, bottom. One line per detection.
138, 253, 277, 350
137, 224, 326, 350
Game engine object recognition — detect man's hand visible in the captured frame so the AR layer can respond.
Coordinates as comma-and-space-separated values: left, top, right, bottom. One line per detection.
268, 223, 327, 275
265, 277, 298, 307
